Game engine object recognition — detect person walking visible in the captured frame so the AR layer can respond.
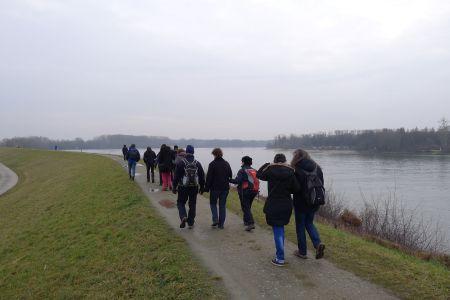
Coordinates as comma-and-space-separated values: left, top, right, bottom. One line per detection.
230, 156, 259, 231
173, 145, 205, 229
158, 144, 173, 191
291, 148, 326, 259
143, 146, 157, 183
126, 144, 140, 181
122, 145, 128, 161
257, 153, 300, 267
205, 148, 232, 229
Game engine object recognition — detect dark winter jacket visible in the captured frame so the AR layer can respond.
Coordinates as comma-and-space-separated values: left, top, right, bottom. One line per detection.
205, 157, 232, 192
173, 153, 205, 191
158, 147, 173, 172
293, 159, 324, 211
126, 146, 140, 163
257, 163, 300, 226
143, 149, 156, 166
122, 146, 128, 156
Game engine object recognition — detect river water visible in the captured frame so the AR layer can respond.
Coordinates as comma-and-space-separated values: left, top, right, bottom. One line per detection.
79, 147, 450, 249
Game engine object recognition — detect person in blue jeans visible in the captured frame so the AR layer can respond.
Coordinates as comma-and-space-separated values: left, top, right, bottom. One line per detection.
205, 148, 232, 229
291, 148, 325, 259
126, 144, 140, 181
257, 154, 300, 267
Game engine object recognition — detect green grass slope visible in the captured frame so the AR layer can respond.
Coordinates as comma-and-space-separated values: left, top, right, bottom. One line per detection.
219, 190, 450, 300
0, 148, 222, 299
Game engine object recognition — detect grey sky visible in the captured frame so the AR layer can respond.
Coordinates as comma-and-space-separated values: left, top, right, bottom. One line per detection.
1, 0, 449, 140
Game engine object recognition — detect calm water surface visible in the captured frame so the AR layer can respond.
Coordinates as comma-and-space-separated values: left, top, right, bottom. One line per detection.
80, 147, 450, 249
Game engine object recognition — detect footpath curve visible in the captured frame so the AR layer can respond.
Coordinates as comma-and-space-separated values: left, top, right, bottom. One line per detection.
111, 156, 397, 300
0, 163, 18, 196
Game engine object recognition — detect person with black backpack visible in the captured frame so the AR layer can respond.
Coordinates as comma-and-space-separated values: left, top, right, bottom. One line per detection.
172, 145, 205, 229
126, 144, 141, 181
291, 148, 326, 260
230, 156, 259, 231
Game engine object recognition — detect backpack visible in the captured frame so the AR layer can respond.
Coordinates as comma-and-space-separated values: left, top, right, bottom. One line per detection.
242, 168, 260, 192
128, 149, 139, 161
303, 165, 325, 206
182, 158, 199, 187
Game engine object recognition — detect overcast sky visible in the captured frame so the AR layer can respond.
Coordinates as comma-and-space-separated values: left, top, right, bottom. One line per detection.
1, 0, 449, 140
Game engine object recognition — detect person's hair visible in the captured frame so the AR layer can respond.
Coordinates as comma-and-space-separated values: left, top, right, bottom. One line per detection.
174, 145, 178, 150
241, 156, 252, 166
177, 148, 185, 154
212, 148, 223, 157
273, 153, 286, 163
131, 143, 136, 148
160, 144, 166, 151
291, 148, 311, 167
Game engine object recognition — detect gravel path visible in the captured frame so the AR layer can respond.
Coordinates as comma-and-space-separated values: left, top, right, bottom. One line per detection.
111, 156, 398, 300
0, 163, 18, 196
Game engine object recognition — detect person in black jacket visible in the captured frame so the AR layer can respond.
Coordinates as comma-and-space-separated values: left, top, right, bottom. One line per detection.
143, 147, 157, 183
173, 145, 205, 229
122, 145, 128, 161
230, 156, 258, 231
291, 148, 325, 259
125, 144, 140, 181
257, 153, 300, 267
205, 148, 232, 229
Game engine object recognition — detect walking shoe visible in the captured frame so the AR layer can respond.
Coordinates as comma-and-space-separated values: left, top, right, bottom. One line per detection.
211, 222, 219, 227
293, 250, 308, 259
163, 188, 167, 191
245, 224, 255, 231
188, 224, 194, 229
271, 258, 285, 267
132, 176, 135, 181
180, 217, 187, 228
218, 224, 224, 229
315, 244, 325, 259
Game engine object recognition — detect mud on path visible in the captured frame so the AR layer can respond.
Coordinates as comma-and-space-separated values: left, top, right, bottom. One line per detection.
111, 156, 397, 300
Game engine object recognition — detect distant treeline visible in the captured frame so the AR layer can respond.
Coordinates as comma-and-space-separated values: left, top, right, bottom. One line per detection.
0, 134, 268, 150
268, 124, 450, 153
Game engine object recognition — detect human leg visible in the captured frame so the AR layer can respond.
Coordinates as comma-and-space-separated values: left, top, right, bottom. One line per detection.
146, 164, 150, 182
177, 188, 188, 227
272, 226, 285, 262
209, 191, 219, 225
218, 190, 229, 227
294, 206, 308, 256
187, 187, 198, 226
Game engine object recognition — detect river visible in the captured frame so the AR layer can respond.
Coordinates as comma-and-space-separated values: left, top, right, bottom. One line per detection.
77, 147, 450, 250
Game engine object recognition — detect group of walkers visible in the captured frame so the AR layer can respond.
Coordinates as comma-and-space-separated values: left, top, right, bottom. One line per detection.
121, 144, 326, 267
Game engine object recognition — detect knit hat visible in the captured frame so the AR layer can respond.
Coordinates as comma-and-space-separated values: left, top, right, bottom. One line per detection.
241, 156, 252, 165
186, 145, 194, 154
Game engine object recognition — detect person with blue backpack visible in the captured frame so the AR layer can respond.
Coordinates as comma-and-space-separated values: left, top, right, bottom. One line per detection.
291, 148, 326, 260
172, 145, 205, 229
126, 144, 140, 181
230, 156, 259, 232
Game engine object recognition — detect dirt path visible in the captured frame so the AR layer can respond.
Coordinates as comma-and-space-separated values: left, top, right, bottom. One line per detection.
111, 156, 397, 300
0, 163, 18, 196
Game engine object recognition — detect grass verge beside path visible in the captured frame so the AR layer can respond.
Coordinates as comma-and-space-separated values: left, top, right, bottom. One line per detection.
217, 190, 450, 300
0, 148, 222, 299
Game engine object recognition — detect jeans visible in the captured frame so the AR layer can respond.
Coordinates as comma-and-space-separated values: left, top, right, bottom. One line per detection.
272, 226, 285, 262
294, 206, 321, 256
177, 186, 198, 225
210, 190, 229, 226
128, 160, 137, 178
239, 190, 257, 225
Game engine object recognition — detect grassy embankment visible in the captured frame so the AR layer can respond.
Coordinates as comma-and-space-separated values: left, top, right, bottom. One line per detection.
213, 190, 450, 300
0, 148, 222, 299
